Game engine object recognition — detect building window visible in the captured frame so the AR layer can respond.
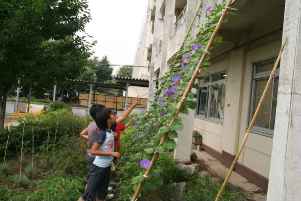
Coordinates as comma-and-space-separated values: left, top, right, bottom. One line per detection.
155, 69, 160, 91
150, 7, 156, 33
175, 0, 187, 21
147, 45, 152, 62
159, 1, 166, 20
250, 59, 279, 135
196, 72, 226, 121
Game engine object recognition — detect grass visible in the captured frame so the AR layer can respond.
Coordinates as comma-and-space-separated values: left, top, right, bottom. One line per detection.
184, 175, 246, 201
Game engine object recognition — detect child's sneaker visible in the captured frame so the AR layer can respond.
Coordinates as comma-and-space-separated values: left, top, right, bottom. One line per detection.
108, 186, 113, 192
107, 193, 114, 200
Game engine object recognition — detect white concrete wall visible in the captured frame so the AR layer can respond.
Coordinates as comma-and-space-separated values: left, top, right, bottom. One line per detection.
193, 40, 280, 178
267, 0, 301, 200
238, 40, 281, 177
128, 86, 149, 98
194, 58, 228, 153
130, 0, 155, 98
174, 110, 194, 162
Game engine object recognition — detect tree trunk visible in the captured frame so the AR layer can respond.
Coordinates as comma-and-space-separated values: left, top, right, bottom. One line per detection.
0, 92, 7, 129
27, 87, 32, 113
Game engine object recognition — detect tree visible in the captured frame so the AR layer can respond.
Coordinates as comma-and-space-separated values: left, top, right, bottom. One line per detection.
117, 65, 133, 78
95, 56, 113, 82
79, 56, 113, 82
0, 0, 91, 128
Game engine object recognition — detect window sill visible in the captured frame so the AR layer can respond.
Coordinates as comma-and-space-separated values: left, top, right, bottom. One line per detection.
251, 127, 274, 138
194, 114, 223, 125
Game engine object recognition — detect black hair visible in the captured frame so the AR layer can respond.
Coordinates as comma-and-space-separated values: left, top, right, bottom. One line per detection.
108, 108, 117, 115
95, 108, 113, 130
89, 104, 105, 121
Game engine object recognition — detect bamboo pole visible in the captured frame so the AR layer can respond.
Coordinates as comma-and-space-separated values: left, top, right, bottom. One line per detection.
214, 39, 287, 201
130, 1, 234, 200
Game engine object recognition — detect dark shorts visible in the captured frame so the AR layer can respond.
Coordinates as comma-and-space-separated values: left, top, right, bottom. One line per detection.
83, 165, 111, 201
85, 155, 95, 181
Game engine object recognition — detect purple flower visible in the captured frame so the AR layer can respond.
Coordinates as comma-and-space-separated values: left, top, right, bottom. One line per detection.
139, 159, 151, 169
192, 44, 203, 53
181, 53, 191, 69
160, 111, 167, 116
164, 86, 177, 97
172, 74, 181, 85
181, 62, 188, 69
206, 5, 213, 15
158, 96, 166, 107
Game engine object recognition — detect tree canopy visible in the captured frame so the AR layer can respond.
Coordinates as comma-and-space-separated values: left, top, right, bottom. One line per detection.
117, 65, 133, 78
0, 0, 92, 127
79, 56, 113, 82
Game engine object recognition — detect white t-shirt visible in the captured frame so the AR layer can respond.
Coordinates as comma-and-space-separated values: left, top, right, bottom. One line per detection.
93, 130, 115, 168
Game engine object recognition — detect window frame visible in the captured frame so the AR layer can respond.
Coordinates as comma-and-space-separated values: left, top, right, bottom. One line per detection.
196, 71, 226, 123
175, 0, 187, 24
249, 58, 279, 137
159, 1, 166, 20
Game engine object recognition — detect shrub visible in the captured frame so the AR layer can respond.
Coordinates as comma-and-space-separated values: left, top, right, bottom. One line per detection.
47, 101, 71, 112
0, 176, 83, 201
184, 176, 246, 201
9, 174, 32, 188
0, 109, 89, 160
27, 176, 83, 201
0, 163, 10, 177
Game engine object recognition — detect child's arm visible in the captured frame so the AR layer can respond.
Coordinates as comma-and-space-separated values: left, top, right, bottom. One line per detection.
80, 128, 89, 141
89, 143, 121, 158
116, 99, 138, 123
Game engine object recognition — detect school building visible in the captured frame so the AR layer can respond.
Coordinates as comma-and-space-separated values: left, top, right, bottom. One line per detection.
133, 0, 301, 200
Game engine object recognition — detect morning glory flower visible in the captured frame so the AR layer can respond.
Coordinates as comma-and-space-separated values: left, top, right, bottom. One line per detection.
172, 74, 181, 85
206, 5, 213, 15
181, 53, 191, 69
139, 159, 151, 169
181, 62, 188, 69
164, 86, 177, 97
160, 111, 167, 116
192, 44, 203, 54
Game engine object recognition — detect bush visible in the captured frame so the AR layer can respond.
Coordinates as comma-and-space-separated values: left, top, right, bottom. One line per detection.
0, 109, 89, 160
0, 108, 89, 200
28, 176, 83, 201
47, 101, 71, 112
9, 174, 32, 188
184, 176, 246, 201
0, 176, 83, 201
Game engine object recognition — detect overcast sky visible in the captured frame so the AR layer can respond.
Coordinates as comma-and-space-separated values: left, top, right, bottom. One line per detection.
86, 0, 148, 66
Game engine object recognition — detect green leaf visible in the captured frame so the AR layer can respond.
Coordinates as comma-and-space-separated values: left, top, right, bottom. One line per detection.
158, 126, 170, 135
163, 140, 176, 151
131, 174, 144, 185
170, 121, 183, 132
144, 148, 154, 154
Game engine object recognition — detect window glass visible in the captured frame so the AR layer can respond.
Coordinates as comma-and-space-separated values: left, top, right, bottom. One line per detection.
197, 87, 208, 116
209, 84, 225, 119
196, 72, 226, 122
251, 59, 279, 134
253, 78, 273, 129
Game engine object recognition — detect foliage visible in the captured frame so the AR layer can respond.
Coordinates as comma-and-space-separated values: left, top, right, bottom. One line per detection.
116, 1, 239, 200
0, 0, 92, 128
47, 101, 72, 112
79, 56, 113, 82
184, 176, 246, 201
0, 109, 89, 160
117, 65, 134, 78
0, 176, 83, 201
0, 109, 89, 201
